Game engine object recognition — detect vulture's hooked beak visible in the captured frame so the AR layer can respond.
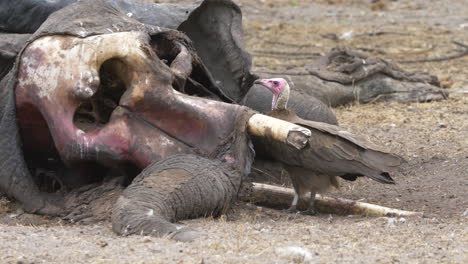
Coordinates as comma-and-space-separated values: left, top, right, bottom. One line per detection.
254, 79, 271, 91
254, 79, 278, 110
254, 79, 265, 86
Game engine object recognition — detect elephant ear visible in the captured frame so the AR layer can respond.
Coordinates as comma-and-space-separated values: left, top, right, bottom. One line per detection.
178, 0, 257, 103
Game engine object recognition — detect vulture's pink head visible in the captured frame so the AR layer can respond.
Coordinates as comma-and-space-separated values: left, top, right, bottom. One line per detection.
254, 78, 290, 110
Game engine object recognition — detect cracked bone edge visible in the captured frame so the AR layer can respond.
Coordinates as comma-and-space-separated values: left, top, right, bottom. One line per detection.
250, 183, 424, 217
247, 114, 311, 150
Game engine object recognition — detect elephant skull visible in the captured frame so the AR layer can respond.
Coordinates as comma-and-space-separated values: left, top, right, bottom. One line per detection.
16, 32, 248, 183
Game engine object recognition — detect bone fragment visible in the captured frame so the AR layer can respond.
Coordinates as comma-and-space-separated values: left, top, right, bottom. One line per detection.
250, 183, 424, 217
170, 43, 193, 92
170, 43, 193, 79
247, 114, 311, 150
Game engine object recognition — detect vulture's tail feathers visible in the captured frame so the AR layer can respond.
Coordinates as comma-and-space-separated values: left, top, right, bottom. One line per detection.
360, 149, 401, 184
362, 149, 403, 169
366, 171, 395, 184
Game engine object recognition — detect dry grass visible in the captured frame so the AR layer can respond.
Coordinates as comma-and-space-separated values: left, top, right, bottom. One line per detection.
0, 197, 12, 214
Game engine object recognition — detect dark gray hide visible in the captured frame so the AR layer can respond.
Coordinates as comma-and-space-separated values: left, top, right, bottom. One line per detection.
0, 0, 77, 33
0, 0, 198, 34
0, 34, 30, 80
265, 48, 448, 107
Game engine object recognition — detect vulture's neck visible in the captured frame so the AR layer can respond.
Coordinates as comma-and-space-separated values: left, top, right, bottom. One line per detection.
274, 83, 290, 111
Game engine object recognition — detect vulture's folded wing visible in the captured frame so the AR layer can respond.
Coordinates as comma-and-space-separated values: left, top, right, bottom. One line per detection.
266, 113, 402, 184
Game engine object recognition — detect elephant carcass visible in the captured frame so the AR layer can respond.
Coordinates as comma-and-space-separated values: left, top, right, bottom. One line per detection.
0, 0, 314, 240
9, 30, 311, 240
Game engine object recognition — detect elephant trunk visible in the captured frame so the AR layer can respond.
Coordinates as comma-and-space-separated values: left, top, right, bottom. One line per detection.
111, 154, 242, 241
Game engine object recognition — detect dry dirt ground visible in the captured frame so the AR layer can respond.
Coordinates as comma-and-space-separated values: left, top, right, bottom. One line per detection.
1, 0, 467, 263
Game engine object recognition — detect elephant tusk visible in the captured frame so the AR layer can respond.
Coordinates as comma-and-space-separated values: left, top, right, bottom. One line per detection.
249, 183, 424, 217
247, 114, 311, 150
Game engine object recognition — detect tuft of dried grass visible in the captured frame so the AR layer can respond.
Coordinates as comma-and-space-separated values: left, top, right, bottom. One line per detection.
0, 197, 13, 214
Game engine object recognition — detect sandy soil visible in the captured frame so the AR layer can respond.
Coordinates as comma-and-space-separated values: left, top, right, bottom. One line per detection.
1, 0, 467, 263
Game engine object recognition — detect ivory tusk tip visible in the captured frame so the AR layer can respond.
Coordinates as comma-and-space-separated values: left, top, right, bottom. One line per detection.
247, 114, 311, 149
286, 129, 310, 150
291, 126, 312, 137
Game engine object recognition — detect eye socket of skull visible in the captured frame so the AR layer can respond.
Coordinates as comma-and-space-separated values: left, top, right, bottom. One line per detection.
73, 58, 128, 132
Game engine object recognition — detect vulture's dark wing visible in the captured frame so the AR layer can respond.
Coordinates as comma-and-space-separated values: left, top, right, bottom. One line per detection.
267, 111, 402, 184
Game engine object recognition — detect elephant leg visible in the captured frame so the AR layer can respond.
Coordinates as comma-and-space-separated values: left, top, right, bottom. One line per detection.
0, 159, 64, 216
111, 154, 242, 242
0, 75, 63, 215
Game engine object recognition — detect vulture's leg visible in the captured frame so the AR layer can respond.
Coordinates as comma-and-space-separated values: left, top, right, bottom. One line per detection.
284, 192, 300, 213
301, 191, 318, 215
284, 187, 311, 214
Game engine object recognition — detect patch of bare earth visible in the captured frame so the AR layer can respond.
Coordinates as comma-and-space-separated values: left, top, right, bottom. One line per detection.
1, 0, 467, 263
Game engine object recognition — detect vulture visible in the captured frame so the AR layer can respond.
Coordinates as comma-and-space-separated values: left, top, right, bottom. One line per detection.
254, 78, 402, 215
